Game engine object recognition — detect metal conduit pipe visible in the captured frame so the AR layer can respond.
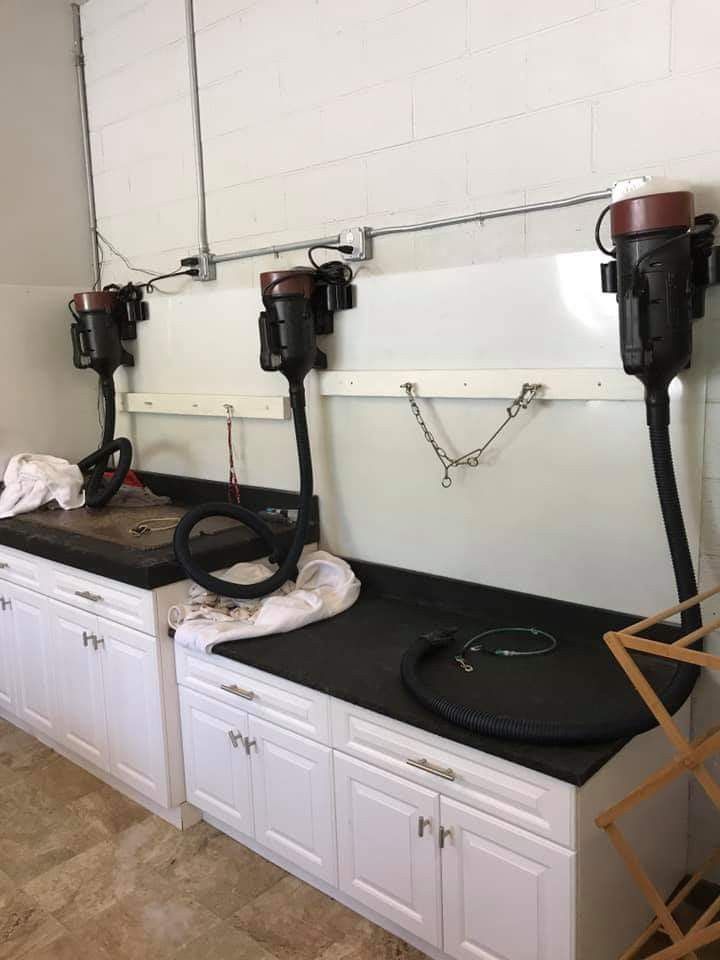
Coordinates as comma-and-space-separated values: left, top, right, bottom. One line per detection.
184, 0, 209, 258
71, 3, 101, 290
208, 189, 613, 267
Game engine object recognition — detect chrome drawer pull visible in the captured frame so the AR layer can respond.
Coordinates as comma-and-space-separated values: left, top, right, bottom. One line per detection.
92, 636, 104, 651
0, 562, 8, 569
440, 826, 453, 849
406, 757, 456, 781
0, 597, 11, 611
75, 590, 103, 603
82, 630, 95, 648
418, 816, 431, 838
220, 683, 256, 701
228, 730, 243, 749
243, 737, 257, 756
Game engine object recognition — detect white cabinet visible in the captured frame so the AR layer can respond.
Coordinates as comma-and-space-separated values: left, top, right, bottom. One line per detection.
180, 688, 254, 837
0, 588, 16, 715
440, 797, 575, 960
100, 618, 168, 805
49, 601, 108, 769
10, 585, 57, 737
250, 715, 336, 885
334, 752, 441, 947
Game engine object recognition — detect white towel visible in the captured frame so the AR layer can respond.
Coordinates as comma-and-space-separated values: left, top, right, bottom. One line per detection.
170, 550, 360, 652
0, 454, 84, 519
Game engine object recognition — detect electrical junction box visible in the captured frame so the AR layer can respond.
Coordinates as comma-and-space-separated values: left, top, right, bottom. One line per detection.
339, 226, 372, 262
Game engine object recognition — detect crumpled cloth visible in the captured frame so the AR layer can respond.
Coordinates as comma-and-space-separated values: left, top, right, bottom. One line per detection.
0, 454, 84, 518
170, 550, 360, 652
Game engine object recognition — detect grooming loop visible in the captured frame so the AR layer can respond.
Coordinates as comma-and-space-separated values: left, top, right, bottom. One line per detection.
597, 583, 720, 960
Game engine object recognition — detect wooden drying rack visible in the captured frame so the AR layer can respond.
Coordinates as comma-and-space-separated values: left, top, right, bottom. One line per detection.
597, 584, 720, 960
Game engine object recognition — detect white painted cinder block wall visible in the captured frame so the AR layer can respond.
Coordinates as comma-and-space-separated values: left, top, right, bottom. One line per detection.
80, 0, 720, 870
0, 0, 99, 470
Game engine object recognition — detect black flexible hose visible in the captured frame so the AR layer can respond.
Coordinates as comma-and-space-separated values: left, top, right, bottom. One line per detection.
401, 419, 700, 744
80, 376, 133, 508
173, 386, 314, 599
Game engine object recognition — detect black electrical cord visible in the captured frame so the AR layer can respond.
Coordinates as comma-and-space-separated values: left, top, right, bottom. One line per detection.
80, 375, 133, 508
401, 407, 701, 744
173, 385, 313, 599
594, 204, 615, 257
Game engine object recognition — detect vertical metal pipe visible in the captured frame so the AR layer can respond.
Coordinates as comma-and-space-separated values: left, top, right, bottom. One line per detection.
184, 0, 209, 256
71, 3, 101, 289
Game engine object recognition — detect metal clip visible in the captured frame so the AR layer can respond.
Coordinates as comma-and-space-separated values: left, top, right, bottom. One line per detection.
455, 655, 473, 673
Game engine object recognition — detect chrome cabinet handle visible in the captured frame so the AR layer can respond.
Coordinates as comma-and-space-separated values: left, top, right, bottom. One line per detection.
75, 590, 103, 603
406, 757, 456, 782
92, 636, 104, 651
418, 816, 431, 838
228, 730, 243, 749
0, 562, 8, 569
243, 737, 257, 756
439, 826, 453, 849
220, 683, 256, 701
0, 597, 11, 611
82, 630, 95, 648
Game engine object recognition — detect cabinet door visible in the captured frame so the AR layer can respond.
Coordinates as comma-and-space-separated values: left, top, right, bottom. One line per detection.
98, 619, 168, 805
49, 601, 108, 770
10, 585, 56, 736
334, 752, 441, 947
179, 688, 253, 837
441, 797, 575, 960
249, 716, 336, 884
0, 589, 16, 715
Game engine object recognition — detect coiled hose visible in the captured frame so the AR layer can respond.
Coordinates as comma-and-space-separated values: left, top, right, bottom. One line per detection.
79, 376, 133, 508
401, 420, 701, 744
173, 386, 313, 599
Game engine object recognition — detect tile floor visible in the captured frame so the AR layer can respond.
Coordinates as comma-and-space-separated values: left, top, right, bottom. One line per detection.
2, 715, 720, 960
0, 716, 427, 960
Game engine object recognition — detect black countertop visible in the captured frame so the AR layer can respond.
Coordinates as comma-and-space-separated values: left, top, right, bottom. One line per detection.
213, 559, 684, 786
0, 472, 319, 590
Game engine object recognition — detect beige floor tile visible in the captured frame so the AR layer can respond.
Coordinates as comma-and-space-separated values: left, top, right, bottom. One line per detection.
0, 779, 105, 884
0, 728, 56, 790
25, 756, 103, 804
15, 931, 114, 960
67, 783, 151, 837
0, 872, 65, 960
23, 837, 153, 930
231, 876, 368, 960
173, 922, 281, 960
140, 821, 286, 918
315, 920, 428, 960
75, 870, 219, 960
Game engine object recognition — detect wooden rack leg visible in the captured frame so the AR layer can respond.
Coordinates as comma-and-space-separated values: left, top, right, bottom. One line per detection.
605, 824, 698, 960
642, 921, 720, 960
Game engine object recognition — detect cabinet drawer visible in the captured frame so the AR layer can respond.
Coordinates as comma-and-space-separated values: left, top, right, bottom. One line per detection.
0, 545, 44, 592
176, 648, 330, 744
46, 564, 155, 634
331, 699, 575, 847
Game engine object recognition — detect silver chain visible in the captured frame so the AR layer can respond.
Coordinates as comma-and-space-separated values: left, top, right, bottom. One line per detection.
401, 381, 542, 487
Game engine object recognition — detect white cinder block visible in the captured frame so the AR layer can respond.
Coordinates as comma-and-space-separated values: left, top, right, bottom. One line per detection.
200, 67, 283, 139
90, 131, 104, 175
672, 0, 720, 74
127, 152, 191, 211
365, 0, 467, 84
194, 0, 257, 31
367, 135, 467, 214
206, 179, 287, 242
93, 167, 132, 219
285, 159, 367, 228
322, 81, 413, 164
87, 40, 188, 131
468, 102, 592, 195
81, 0, 147, 37
594, 70, 720, 170
279, 26, 369, 110
701, 478, 720, 556
704, 404, 720, 480
83, 0, 185, 82
527, 0, 670, 109
414, 43, 527, 139
196, 0, 319, 84
469, 0, 594, 50
667, 152, 720, 218
315, 0, 420, 25
101, 97, 193, 171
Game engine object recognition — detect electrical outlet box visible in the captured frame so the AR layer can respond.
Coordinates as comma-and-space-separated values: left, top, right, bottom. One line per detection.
339, 226, 372, 261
